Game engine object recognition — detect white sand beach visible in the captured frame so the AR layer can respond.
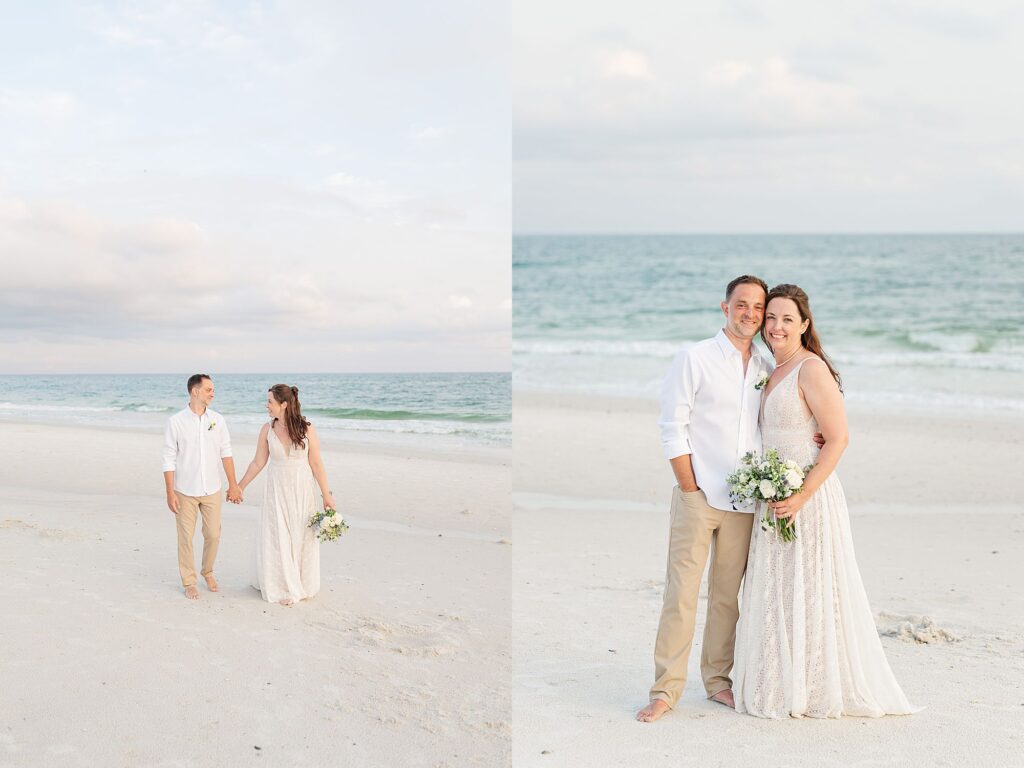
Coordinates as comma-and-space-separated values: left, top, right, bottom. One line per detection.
0, 422, 511, 768
512, 392, 1024, 767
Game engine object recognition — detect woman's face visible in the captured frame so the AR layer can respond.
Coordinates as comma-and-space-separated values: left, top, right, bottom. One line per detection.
764, 297, 808, 354
266, 392, 286, 419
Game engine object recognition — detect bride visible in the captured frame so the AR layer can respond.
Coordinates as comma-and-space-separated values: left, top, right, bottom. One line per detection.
237, 384, 336, 605
733, 284, 918, 718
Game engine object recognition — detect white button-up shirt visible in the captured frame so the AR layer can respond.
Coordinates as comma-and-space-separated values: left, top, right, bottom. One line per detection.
659, 330, 773, 513
162, 407, 233, 497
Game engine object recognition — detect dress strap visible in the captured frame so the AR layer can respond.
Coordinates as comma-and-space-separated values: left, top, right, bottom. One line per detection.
795, 356, 827, 374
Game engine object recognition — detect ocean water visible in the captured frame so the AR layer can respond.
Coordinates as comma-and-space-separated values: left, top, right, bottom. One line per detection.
0, 372, 511, 449
513, 234, 1024, 412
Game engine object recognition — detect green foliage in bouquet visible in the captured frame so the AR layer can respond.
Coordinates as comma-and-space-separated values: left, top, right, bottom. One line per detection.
726, 449, 813, 543
308, 507, 349, 542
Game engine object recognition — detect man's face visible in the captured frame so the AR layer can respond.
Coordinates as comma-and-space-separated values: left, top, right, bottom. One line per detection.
193, 379, 215, 405
720, 284, 766, 340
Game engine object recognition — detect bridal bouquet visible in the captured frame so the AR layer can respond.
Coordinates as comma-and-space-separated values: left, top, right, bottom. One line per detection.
726, 449, 811, 542
308, 507, 349, 542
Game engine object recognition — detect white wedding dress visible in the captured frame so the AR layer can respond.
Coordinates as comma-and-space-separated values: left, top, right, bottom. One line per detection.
253, 425, 321, 603
733, 358, 918, 718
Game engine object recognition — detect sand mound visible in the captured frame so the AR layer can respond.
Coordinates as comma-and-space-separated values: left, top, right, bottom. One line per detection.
878, 613, 959, 643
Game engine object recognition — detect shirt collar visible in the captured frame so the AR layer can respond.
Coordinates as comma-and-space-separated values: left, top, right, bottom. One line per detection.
715, 329, 764, 361
185, 405, 211, 420
714, 329, 741, 358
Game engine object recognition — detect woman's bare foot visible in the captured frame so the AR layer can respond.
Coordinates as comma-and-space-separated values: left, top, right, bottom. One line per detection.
184, 585, 200, 600
710, 690, 735, 709
636, 699, 670, 722
279, 597, 294, 606
203, 574, 219, 592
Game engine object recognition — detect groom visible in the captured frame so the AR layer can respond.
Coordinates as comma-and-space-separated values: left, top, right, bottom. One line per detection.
161, 374, 242, 600
637, 275, 771, 721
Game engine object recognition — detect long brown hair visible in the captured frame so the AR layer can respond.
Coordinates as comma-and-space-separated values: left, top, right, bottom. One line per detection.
761, 284, 843, 393
268, 384, 311, 448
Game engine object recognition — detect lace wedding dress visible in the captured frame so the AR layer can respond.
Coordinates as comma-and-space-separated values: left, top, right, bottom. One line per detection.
253, 425, 321, 603
733, 358, 918, 718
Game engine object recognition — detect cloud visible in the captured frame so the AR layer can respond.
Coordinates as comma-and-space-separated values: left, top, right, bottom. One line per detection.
602, 48, 654, 81
704, 60, 755, 87
411, 125, 452, 143
0, 4, 510, 371
704, 56, 870, 129
89, 5, 257, 56
325, 172, 411, 210
323, 172, 470, 229
93, 23, 163, 49
0, 193, 510, 370
878, 1, 1009, 42
512, 2, 1024, 232
0, 89, 78, 121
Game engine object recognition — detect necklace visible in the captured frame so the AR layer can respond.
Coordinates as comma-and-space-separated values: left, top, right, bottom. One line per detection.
774, 347, 802, 368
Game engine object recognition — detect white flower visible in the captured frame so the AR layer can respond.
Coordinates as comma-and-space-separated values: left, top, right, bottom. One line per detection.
324, 514, 339, 527
784, 459, 801, 472
758, 479, 776, 498
785, 469, 804, 488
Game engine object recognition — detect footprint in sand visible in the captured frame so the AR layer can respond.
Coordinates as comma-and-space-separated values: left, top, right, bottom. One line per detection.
306, 612, 462, 657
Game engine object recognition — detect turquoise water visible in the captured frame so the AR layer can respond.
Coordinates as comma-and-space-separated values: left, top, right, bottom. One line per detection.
513, 234, 1024, 411
0, 372, 511, 448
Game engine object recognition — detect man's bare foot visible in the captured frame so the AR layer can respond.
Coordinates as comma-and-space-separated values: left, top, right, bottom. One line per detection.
184, 585, 200, 600
710, 690, 735, 709
636, 699, 670, 722
203, 574, 219, 592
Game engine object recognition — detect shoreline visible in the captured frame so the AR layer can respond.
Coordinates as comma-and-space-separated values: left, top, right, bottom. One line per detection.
512, 387, 1024, 423
513, 390, 1023, 508
0, 413, 511, 467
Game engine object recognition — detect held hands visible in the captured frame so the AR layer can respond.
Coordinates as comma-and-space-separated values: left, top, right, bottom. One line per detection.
226, 484, 244, 504
813, 432, 825, 449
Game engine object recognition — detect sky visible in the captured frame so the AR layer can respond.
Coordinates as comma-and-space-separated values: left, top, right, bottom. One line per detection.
513, 0, 1024, 234
0, 1, 509, 373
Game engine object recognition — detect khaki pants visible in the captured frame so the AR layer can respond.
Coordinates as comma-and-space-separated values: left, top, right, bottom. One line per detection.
174, 491, 222, 588
649, 486, 753, 708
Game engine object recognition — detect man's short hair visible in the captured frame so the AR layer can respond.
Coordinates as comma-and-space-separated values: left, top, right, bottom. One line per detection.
726, 275, 768, 300
187, 374, 211, 395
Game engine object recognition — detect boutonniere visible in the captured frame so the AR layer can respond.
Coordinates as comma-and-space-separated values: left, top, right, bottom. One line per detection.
207, 421, 217, 431
755, 374, 769, 391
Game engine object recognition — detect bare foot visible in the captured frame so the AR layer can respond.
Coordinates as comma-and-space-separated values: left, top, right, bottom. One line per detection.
710, 690, 735, 709
636, 699, 670, 722
279, 597, 294, 606
184, 585, 200, 600
203, 574, 219, 592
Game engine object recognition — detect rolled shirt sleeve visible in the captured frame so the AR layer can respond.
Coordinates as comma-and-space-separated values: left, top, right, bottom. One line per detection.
161, 418, 178, 472
659, 348, 698, 460
219, 419, 233, 459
